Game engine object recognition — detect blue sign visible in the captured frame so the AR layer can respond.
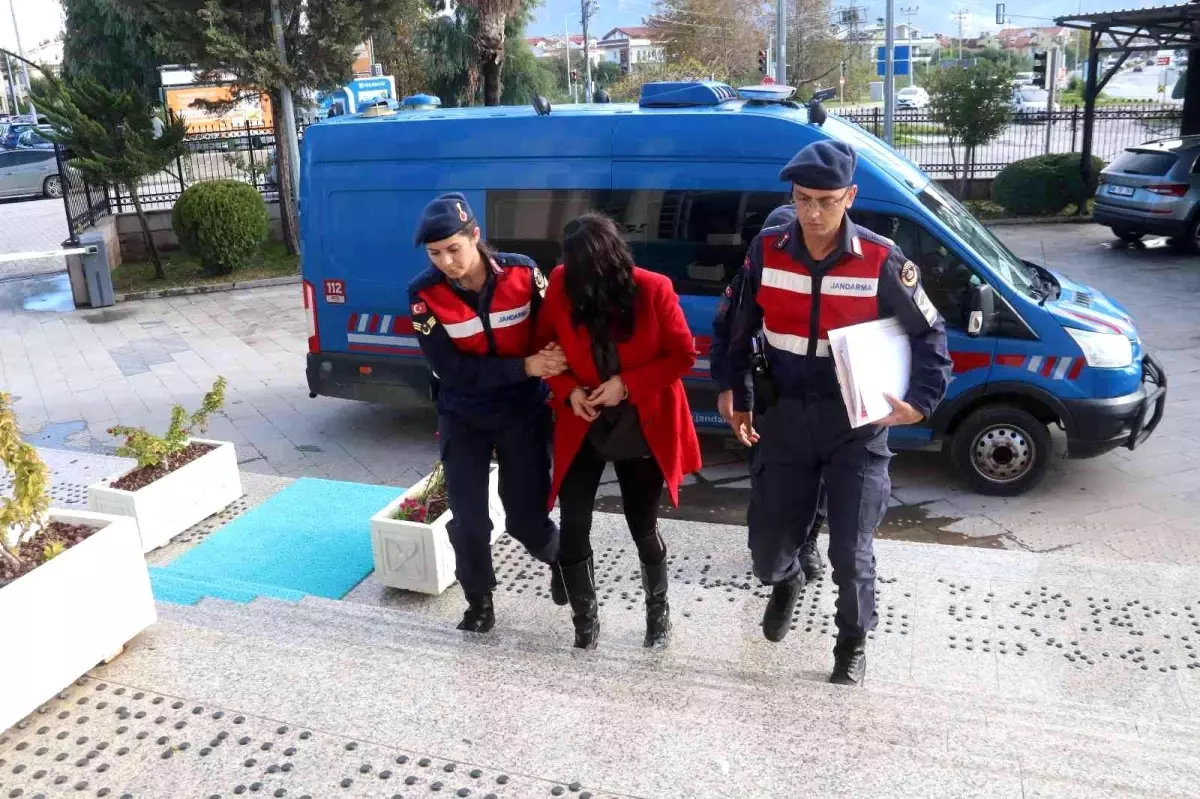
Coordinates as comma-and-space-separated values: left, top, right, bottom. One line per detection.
876, 45, 911, 76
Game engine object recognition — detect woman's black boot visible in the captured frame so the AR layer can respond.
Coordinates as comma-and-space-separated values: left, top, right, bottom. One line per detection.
640, 556, 671, 648
456, 591, 495, 633
549, 562, 569, 606
561, 558, 600, 649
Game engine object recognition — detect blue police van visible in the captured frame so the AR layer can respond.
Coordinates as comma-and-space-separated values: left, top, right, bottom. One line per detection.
299, 81, 1166, 496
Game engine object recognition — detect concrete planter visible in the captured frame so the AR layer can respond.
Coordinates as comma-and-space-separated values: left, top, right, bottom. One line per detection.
370, 464, 505, 595
0, 510, 156, 733
87, 439, 243, 553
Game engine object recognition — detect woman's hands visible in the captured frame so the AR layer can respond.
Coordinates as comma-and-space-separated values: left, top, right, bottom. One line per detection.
524, 343, 568, 377
568, 376, 627, 422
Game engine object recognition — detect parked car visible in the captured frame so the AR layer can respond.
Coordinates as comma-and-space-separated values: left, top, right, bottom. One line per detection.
1011, 86, 1059, 119
0, 122, 52, 150
896, 86, 930, 109
15, 128, 54, 150
0, 148, 62, 199
1093, 136, 1200, 251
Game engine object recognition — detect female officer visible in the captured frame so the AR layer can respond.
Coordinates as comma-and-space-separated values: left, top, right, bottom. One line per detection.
407, 192, 567, 633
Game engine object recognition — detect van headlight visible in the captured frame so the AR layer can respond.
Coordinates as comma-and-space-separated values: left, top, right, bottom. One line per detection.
1065, 327, 1133, 368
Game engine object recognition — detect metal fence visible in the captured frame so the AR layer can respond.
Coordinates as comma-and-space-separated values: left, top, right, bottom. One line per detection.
56, 145, 112, 243
837, 104, 1184, 179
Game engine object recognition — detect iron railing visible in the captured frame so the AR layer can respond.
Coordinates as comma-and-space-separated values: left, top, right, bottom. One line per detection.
56, 144, 111, 243
837, 104, 1183, 179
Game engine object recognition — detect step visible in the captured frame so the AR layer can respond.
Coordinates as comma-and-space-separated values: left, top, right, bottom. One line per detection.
134, 607, 1199, 798
148, 567, 307, 604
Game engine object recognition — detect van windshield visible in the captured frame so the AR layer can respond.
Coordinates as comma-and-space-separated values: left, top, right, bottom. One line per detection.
919, 182, 1043, 299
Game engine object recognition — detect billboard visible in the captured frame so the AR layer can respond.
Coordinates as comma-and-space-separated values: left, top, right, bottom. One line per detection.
164, 85, 274, 131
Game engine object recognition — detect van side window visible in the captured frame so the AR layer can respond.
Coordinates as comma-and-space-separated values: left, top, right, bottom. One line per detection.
610, 190, 787, 296
851, 210, 1035, 339
485, 189, 605, 274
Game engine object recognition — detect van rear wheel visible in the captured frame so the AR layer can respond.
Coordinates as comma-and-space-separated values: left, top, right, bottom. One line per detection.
951, 405, 1051, 496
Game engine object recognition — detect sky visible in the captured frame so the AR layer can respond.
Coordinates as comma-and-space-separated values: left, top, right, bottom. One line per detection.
529, 0, 1171, 39
0, 0, 63, 55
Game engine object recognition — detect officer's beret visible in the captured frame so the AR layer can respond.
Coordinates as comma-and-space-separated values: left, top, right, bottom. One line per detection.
763, 204, 796, 229
779, 140, 857, 190
414, 192, 476, 246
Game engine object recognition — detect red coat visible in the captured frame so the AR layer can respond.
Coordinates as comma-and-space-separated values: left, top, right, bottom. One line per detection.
536, 266, 702, 508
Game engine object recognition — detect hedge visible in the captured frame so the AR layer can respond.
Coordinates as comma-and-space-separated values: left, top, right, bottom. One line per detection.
992, 154, 1106, 216
172, 180, 270, 276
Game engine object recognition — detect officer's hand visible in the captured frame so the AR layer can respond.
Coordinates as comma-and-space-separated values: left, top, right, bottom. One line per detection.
587, 376, 627, 408
730, 411, 758, 447
717, 390, 734, 423
525, 345, 568, 378
878, 393, 924, 427
569, 387, 599, 422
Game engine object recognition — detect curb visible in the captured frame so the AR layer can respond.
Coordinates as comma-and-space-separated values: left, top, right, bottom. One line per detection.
983, 216, 1095, 227
116, 274, 301, 302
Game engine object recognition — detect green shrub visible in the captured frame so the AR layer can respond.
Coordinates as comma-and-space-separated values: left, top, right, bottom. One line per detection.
992, 154, 1106, 216
172, 180, 269, 275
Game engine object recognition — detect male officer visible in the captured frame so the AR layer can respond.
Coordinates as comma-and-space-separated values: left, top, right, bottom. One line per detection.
727, 140, 951, 685
712, 203, 827, 581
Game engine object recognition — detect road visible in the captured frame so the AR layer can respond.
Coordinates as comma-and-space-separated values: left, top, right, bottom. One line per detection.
0, 197, 69, 281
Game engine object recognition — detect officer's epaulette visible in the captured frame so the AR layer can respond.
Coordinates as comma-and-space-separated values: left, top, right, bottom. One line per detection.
406, 266, 447, 294
493, 252, 537, 270
854, 224, 895, 248
771, 231, 792, 250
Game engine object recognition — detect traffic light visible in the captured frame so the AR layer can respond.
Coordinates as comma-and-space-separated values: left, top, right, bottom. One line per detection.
1032, 51, 1048, 88
758, 50, 768, 73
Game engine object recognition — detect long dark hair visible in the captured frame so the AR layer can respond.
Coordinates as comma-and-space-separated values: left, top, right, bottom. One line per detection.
561, 213, 638, 343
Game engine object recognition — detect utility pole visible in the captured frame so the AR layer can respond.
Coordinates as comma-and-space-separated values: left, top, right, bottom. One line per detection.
581, 0, 597, 102
269, 0, 300, 204
7, 0, 34, 117
775, 0, 787, 85
3, 52, 18, 116
900, 5, 918, 86
953, 8, 970, 63
884, 0, 895, 145
1044, 46, 1059, 155
565, 19, 575, 103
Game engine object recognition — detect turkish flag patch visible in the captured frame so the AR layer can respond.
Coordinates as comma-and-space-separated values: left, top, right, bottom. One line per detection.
411, 302, 427, 315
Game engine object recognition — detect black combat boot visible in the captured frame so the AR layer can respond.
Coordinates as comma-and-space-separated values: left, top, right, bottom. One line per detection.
640, 556, 671, 648
549, 562, 569, 606
830, 637, 867, 686
800, 534, 824, 581
456, 591, 495, 633
761, 573, 804, 643
561, 558, 600, 649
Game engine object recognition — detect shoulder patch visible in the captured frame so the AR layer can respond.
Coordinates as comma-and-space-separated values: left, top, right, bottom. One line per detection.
900, 260, 919, 288
772, 231, 791, 250
411, 301, 427, 315
414, 316, 439, 336
724, 284, 733, 298
533, 267, 547, 291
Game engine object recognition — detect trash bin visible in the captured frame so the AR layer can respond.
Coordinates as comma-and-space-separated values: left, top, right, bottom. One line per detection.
78, 229, 114, 308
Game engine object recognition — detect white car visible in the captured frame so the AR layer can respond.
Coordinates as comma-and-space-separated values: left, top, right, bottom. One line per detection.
896, 86, 929, 109
1011, 86, 1059, 118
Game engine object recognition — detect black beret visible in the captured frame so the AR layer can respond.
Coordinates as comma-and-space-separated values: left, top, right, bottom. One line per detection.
763, 204, 796, 229
414, 192, 476, 246
779, 140, 857, 190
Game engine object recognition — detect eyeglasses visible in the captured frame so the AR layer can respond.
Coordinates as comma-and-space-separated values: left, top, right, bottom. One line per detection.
792, 189, 851, 212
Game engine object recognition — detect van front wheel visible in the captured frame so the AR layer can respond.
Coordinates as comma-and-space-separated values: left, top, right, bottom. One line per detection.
950, 405, 1051, 496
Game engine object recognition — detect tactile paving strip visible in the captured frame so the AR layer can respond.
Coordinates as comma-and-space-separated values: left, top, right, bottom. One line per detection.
0, 678, 616, 799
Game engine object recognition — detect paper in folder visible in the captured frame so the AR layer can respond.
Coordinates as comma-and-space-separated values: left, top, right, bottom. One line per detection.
828, 317, 912, 428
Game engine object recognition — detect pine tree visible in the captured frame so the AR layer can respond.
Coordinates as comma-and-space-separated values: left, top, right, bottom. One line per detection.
33, 77, 188, 280
62, 0, 159, 104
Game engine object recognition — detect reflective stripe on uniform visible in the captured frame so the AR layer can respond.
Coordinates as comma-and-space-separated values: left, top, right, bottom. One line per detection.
443, 316, 485, 339
821, 275, 879, 297
762, 268, 813, 295
763, 323, 831, 357
489, 302, 531, 329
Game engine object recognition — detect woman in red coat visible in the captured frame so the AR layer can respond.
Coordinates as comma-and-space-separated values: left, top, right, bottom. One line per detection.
536, 213, 702, 650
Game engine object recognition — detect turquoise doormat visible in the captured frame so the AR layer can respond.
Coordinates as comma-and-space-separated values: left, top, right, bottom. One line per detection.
157, 477, 404, 602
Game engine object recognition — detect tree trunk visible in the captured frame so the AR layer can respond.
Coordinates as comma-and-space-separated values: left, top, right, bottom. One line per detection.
128, 185, 165, 280
959, 146, 973, 200
476, 10, 507, 106
272, 97, 300, 256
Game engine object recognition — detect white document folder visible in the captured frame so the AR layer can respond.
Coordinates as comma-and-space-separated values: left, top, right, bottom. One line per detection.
828, 317, 912, 428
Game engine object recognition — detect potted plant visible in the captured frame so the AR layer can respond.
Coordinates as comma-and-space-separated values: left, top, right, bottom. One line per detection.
369, 455, 505, 595
87, 377, 243, 553
1, 393, 155, 733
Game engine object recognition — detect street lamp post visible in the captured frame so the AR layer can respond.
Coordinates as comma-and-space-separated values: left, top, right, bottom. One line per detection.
7, 0, 34, 118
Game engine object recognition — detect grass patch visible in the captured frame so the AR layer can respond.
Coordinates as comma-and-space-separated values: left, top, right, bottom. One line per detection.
111, 242, 298, 294
895, 122, 944, 136
968, 198, 1096, 219
893, 133, 921, 146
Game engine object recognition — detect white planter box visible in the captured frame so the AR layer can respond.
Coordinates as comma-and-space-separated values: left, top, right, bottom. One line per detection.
0, 509, 156, 733
370, 464, 505, 595
87, 438, 243, 553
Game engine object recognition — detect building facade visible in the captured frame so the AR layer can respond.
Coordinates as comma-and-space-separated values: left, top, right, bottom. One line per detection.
596, 27, 665, 73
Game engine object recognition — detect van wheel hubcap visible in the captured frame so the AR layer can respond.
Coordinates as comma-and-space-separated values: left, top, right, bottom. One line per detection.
971, 425, 1033, 484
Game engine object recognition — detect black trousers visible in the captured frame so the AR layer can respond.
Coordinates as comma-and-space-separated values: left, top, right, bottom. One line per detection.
558, 439, 666, 567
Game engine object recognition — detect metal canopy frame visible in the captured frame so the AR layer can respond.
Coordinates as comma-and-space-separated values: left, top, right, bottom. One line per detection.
1053, 3, 1199, 213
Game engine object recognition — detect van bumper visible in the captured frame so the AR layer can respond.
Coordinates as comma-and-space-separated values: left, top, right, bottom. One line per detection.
306, 352, 431, 405
1060, 353, 1167, 459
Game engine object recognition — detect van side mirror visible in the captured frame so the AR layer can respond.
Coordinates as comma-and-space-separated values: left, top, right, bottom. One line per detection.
967, 282, 996, 337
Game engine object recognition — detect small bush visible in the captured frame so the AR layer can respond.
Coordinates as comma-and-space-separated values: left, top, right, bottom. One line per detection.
992, 154, 1106, 216
172, 180, 269, 276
